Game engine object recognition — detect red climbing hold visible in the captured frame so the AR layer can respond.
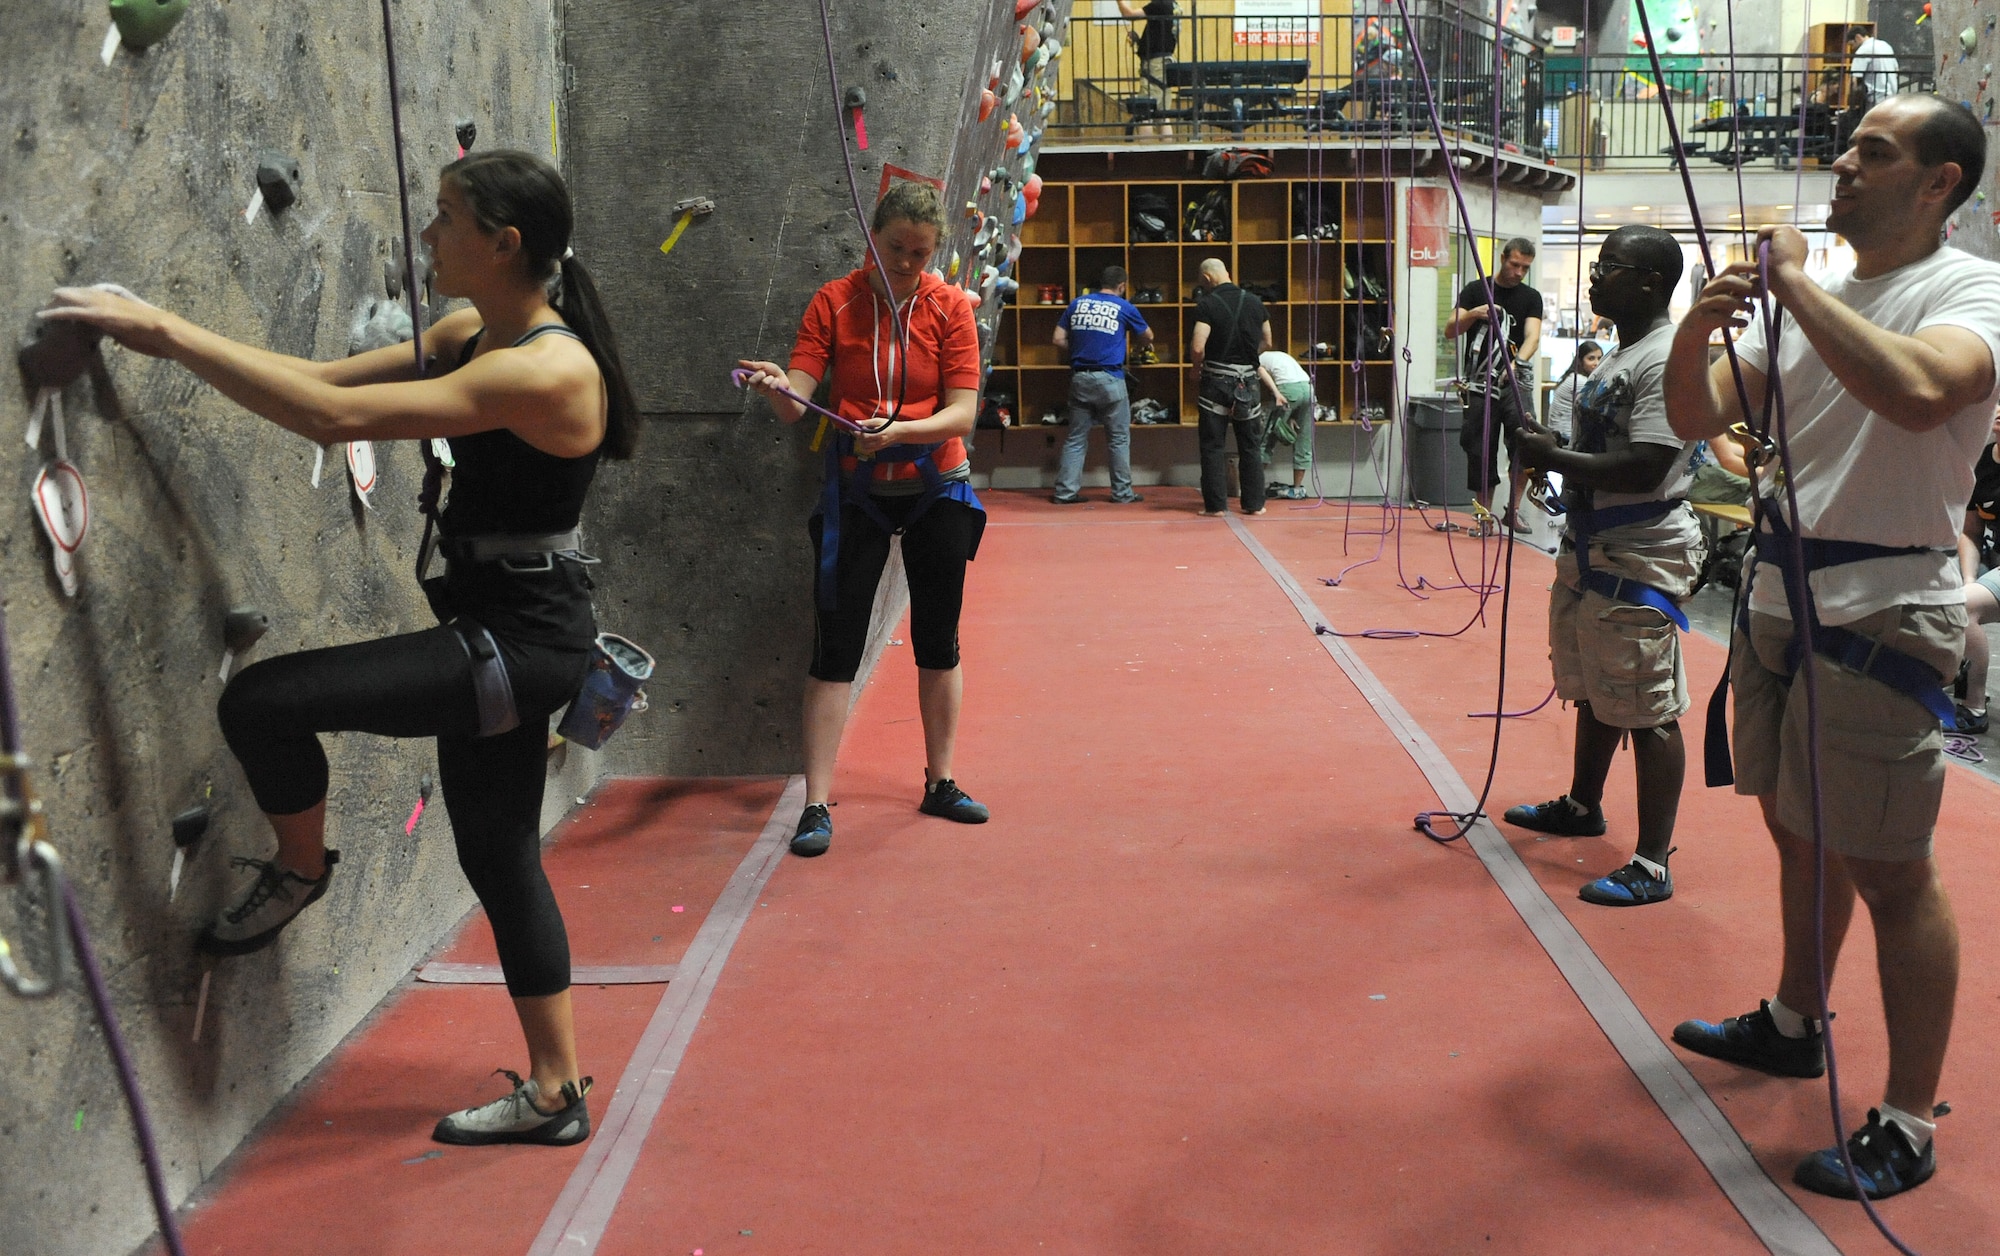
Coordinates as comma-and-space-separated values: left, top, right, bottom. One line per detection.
979, 87, 997, 122
1014, 0, 1038, 17
1020, 24, 1041, 61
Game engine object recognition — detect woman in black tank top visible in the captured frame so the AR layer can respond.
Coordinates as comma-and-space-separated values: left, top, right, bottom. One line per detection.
43, 151, 641, 1148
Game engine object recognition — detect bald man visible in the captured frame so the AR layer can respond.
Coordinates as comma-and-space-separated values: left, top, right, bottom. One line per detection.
1189, 258, 1272, 516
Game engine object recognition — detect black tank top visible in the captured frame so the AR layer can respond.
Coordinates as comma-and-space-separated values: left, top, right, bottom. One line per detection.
435, 323, 604, 651
439, 324, 602, 536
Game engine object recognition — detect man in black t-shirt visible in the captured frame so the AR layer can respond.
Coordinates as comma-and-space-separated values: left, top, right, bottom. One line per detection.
1446, 237, 1544, 530
1189, 257, 1272, 515
1120, 0, 1178, 138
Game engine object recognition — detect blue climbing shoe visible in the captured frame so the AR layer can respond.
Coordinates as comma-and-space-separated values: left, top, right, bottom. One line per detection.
1794, 1109, 1935, 1200
1502, 795, 1606, 837
918, 777, 989, 824
1579, 857, 1673, 907
1671, 1000, 1825, 1078
790, 804, 833, 858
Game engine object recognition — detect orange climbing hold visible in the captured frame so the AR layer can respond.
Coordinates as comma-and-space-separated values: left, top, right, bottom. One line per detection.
979, 87, 997, 122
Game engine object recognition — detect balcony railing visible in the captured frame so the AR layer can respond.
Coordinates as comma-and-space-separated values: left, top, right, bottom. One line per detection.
1047, 6, 1547, 156
1539, 54, 1935, 170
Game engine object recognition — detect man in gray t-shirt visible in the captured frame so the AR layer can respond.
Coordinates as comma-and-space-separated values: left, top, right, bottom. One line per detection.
1505, 225, 1703, 910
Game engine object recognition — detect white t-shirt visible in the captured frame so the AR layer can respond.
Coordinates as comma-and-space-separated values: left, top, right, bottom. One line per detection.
1260, 350, 1310, 389
1565, 323, 1701, 551
1851, 37, 1899, 104
1736, 246, 2000, 624
1544, 374, 1584, 438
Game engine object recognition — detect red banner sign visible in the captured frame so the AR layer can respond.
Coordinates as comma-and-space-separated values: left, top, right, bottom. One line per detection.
1407, 186, 1448, 268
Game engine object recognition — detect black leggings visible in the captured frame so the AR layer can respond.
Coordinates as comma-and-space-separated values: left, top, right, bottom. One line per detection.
218, 626, 589, 997
809, 496, 982, 682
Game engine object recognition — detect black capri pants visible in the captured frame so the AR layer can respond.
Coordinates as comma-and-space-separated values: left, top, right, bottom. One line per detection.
1459, 372, 1530, 493
809, 494, 982, 682
218, 625, 589, 998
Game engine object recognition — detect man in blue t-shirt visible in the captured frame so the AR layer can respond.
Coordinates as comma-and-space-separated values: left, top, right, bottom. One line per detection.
1051, 266, 1154, 504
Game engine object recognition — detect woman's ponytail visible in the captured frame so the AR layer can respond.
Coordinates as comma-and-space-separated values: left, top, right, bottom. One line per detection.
554, 254, 640, 460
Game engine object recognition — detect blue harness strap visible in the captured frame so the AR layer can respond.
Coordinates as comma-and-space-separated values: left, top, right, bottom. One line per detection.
1567, 499, 1692, 632
816, 431, 985, 611
1703, 505, 1954, 787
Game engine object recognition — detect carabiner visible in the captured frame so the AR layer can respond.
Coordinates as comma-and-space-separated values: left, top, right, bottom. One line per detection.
0, 838, 69, 999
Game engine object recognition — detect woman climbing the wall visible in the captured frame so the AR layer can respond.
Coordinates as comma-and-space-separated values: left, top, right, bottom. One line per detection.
40, 149, 638, 1148
737, 180, 989, 859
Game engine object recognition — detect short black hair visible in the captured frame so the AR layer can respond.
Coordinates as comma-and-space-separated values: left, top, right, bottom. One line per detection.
1603, 224, 1684, 292
1501, 236, 1537, 261
1899, 96, 1987, 217
1100, 265, 1129, 290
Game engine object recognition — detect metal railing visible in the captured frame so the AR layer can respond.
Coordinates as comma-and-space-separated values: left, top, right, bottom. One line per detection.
1539, 54, 1935, 169
1049, 5, 1547, 155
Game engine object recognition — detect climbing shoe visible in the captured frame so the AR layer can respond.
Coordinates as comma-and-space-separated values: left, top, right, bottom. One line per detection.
433, 1071, 592, 1147
197, 850, 341, 956
791, 804, 833, 858
1579, 857, 1673, 907
1793, 1109, 1935, 1200
919, 777, 990, 823
1954, 702, 1988, 735
1671, 1000, 1825, 1078
1501, 795, 1606, 837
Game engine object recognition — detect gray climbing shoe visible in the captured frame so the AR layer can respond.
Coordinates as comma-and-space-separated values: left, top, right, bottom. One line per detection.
197, 850, 341, 956
433, 1070, 593, 1146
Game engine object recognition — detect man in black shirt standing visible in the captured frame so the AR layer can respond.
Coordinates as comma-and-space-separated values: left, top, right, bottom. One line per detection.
1445, 237, 1544, 531
1190, 257, 1272, 516
1120, 0, 1178, 140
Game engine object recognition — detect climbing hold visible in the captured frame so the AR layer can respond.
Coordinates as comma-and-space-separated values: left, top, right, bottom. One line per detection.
255, 154, 302, 213
979, 87, 997, 122
1916, 4, 1930, 26
218, 606, 270, 681
1005, 114, 1024, 149
980, 175, 991, 194
1020, 24, 1041, 61
166, 804, 210, 901
454, 120, 478, 156
108, 0, 189, 51
18, 319, 102, 392
844, 86, 869, 151
1024, 173, 1043, 200
1014, 0, 1037, 16
1963, 27, 1979, 53
1030, 46, 1050, 72
347, 441, 377, 509
947, 251, 961, 279
31, 459, 88, 599
965, 200, 981, 219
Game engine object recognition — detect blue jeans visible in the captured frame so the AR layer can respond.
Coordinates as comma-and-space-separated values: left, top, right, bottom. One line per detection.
1053, 369, 1137, 501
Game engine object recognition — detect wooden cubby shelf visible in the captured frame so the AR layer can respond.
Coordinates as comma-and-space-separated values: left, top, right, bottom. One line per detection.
986, 176, 1399, 428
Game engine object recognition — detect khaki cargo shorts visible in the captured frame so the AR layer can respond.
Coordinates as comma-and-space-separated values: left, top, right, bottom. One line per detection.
1730, 601, 1964, 861
1549, 550, 1689, 730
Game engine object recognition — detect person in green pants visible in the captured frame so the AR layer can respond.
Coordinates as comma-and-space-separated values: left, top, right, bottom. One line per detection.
1258, 348, 1315, 499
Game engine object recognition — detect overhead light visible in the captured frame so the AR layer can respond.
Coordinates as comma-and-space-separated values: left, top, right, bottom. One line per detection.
1727, 211, 1743, 218
1593, 211, 1612, 218
1632, 204, 1652, 211
1561, 217, 1578, 224
1775, 203, 1794, 210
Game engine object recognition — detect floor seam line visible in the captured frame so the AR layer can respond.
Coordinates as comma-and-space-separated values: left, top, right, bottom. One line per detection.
527, 775, 808, 1256
1221, 515, 1839, 1256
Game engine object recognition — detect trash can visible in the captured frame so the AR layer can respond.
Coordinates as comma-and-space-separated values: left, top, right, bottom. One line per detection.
1406, 395, 1473, 507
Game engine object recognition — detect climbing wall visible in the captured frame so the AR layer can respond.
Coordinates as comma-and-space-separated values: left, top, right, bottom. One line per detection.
0, 5, 562, 1255
1933, 0, 2000, 260
567, 0, 1072, 776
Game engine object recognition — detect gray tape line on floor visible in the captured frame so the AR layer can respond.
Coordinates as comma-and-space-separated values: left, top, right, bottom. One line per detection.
529, 775, 807, 1256
1223, 515, 1839, 1256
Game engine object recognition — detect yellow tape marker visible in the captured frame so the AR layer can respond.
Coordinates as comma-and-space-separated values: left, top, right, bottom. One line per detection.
658, 209, 696, 257
810, 416, 829, 452
550, 100, 560, 159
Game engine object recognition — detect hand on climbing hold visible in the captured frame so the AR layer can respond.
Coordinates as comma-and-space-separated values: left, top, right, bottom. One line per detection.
39, 285, 178, 359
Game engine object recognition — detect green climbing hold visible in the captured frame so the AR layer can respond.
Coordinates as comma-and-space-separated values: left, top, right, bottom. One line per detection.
1962, 27, 1980, 54
110, 0, 189, 51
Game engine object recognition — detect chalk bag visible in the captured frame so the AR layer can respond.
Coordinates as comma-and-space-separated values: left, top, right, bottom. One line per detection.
556, 633, 655, 750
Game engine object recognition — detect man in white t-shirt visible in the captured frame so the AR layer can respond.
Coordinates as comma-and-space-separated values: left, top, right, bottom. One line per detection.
1848, 29, 1900, 108
1256, 348, 1315, 499
1663, 95, 2000, 1201
1508, 226, 1703, 908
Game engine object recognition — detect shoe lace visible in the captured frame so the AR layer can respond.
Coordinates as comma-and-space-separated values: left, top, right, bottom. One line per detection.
222, 857, 298, 925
